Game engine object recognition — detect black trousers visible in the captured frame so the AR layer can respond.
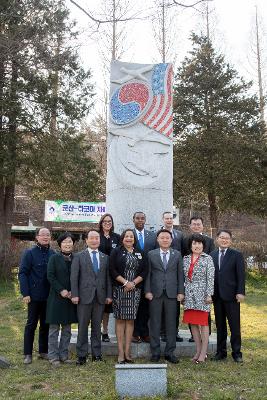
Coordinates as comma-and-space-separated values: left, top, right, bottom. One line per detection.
24, 301, 49, 355
213, 297, 242, 358
133, 292, 149, 337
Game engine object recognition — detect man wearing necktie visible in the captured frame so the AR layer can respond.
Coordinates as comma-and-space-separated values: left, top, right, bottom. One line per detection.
132, 211, 157, 343
71, 229, 112, 365
211, 229, 245, 363
161, 211, 184, 343
145, 229, 184, 363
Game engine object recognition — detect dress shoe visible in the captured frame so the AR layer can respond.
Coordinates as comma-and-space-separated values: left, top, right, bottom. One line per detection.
150, 355, 160, 362
76, 356, 86, 365
49, 359, 60, 367
176, 334, 184, 342
92, 355, 103, 362
212, 353, 227, 361
102, 333, 110, 343
188, 336, 195, 343
165, 355, 179, 364
38, 353, 49, 360
60, 358, 75, 364
141, 336, 150, 343
132, 336, 142, 343
23, 355, 32, 365
233, 356, 243, 363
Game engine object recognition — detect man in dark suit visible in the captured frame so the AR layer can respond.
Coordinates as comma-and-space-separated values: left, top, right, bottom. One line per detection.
132, 211, 157, 343
19, 227, 55, 365
211, 229, 245, 363
145, 229, 184, 363
182, 216, 215, 256
182, 216, 215, 341
161, 211, 183, 342
71, 229, 112, 365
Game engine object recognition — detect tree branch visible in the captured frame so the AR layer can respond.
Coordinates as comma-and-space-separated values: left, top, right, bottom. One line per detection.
69, 0, 144, 24
172, 0, 213, 8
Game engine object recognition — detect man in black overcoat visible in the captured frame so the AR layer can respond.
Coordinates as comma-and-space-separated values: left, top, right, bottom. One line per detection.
211, 229, 245, 363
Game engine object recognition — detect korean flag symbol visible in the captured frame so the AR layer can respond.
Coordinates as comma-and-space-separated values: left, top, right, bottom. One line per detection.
110, 81, 152, 126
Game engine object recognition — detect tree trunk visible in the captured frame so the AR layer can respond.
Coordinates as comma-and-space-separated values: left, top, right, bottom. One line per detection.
0, 185, 14, 278
0, 58, 18, 277
207, 192, 218, 234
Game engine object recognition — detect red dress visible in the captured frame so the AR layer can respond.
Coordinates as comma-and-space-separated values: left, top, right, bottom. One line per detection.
182, 255, 209, 326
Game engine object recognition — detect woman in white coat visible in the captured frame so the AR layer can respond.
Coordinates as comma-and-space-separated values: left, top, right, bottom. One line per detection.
183, 234, 215, 363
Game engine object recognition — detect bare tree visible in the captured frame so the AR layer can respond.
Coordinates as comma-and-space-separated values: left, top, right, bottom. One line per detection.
255, 6, 267, 135
152, 0, 213, 64
152, 0, 180, 63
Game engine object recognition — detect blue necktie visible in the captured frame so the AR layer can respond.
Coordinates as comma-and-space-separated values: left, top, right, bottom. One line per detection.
162, 252, 168, 270
92, 251, 99, 274
138, 232, 144, 250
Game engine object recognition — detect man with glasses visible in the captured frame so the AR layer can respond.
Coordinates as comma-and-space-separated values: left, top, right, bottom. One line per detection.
182, 216, 215, 256
19, 227, 55, 364
211, 229, 245, 363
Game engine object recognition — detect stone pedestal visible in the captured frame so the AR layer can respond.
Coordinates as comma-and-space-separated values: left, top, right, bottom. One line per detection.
69, 329, 218, 357
115, 363, 167, 398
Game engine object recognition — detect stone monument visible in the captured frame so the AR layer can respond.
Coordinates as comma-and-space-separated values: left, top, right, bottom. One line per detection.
106, 60, 174, 231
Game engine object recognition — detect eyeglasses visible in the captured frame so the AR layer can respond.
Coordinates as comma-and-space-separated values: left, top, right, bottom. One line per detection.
37, 234, 51, 237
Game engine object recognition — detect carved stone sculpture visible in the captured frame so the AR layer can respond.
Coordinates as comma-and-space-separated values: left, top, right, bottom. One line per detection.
106, 61, 173, 231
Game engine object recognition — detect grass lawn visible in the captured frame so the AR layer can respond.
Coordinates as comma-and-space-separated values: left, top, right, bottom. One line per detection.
0, 271, 266, 400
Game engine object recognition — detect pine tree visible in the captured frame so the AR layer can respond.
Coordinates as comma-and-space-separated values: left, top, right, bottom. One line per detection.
0, 0, 98, 276
173, 34, 266, 230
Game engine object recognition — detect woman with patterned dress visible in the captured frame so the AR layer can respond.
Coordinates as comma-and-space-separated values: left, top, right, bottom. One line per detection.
183, 233, 215, 363
98, 213, 120, 342
109, 229, 147, 364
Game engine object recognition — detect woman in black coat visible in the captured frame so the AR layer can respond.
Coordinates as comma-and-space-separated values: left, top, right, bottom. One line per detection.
46, 232, 77, 365
98, 213, 120, 342
110, 229, 147, 363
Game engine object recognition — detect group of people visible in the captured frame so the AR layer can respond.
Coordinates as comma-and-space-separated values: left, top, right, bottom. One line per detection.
18, 212, 246, 366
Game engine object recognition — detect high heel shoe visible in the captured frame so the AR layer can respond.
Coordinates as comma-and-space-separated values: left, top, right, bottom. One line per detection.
195, 360, 205, 364
125, 358, 134, 364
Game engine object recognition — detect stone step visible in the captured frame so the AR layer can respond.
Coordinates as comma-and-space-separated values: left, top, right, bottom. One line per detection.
69, 329, 217, 358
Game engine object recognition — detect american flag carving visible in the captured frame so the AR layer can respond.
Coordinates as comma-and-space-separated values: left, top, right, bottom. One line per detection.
141, 63, 173, 138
